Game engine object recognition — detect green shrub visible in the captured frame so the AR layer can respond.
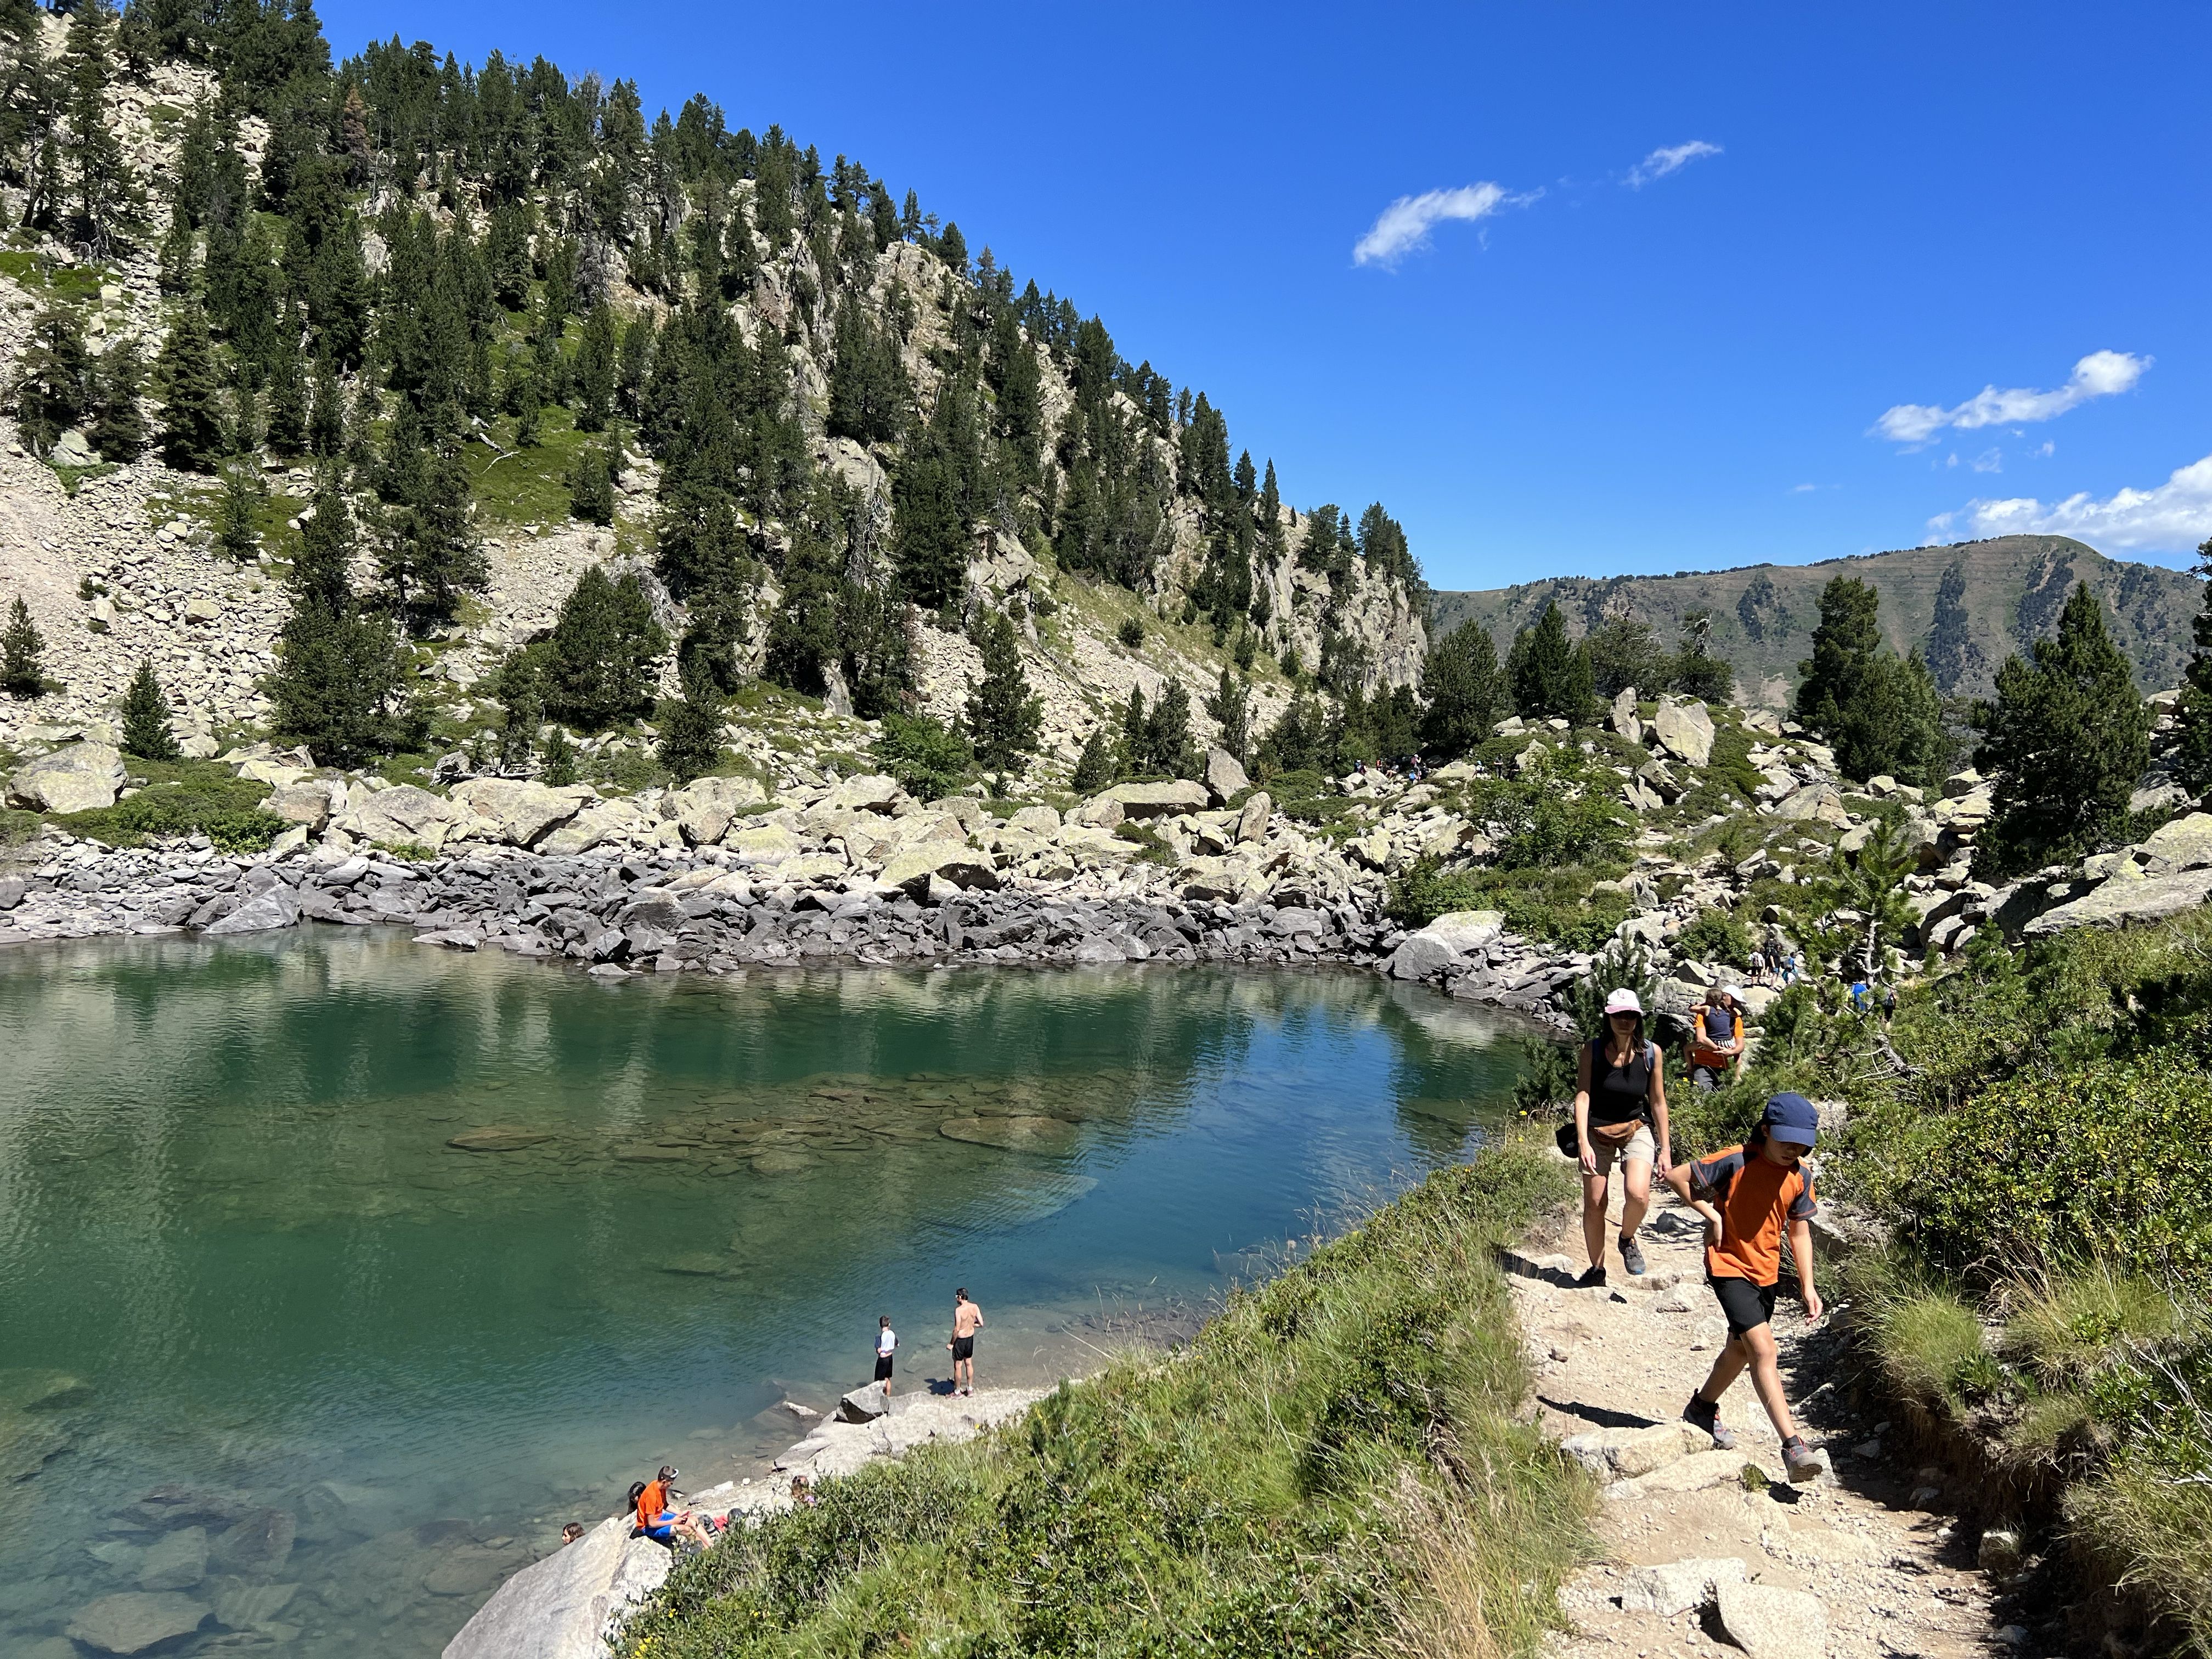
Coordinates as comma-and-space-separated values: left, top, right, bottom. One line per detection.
618, 1149, 1590, 1659
1116, 615, 1145, 648
58, 761, 289, 852
873, 712, 973, 801
1675, 906, 1751, 968
1385, 857, 1630, 953
1899, 1052, 2212, 1281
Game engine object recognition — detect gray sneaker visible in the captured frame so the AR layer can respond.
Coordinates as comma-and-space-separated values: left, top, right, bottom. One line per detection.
1782, 1435, 1825, 1482
1684, 1395, 1738, 1449
1618, 1233, 1647, 1276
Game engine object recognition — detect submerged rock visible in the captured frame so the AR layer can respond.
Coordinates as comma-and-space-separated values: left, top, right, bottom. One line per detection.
135, 1525, 207, 1590
937, 1115, 1082, 1154
66, 1592, 210, 1655
447, 1126, 554, 1152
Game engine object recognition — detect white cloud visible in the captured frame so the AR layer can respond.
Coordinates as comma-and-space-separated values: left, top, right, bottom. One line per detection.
1935, 450, 2212, 553
1875, 350, 2151, 444
1971, 448, 2003, 473
1352, 183, 1521, 267
1626, 140, 1722, 188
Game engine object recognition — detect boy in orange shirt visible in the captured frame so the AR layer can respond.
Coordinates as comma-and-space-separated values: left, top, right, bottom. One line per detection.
1662, 1092, 1826, 1482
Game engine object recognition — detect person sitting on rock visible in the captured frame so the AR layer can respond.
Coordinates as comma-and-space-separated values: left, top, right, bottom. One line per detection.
1664, 1093, 1827, 1483
1570, 988, 1672, 1285
789, 1475, 818, 1509
1686, 983, 1745, 1092
633, 1466, 715, 1550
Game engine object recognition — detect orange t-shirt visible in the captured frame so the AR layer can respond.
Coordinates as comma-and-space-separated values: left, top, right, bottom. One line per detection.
637, 1479, 670, 1525
1689, 1143, 1816, 1285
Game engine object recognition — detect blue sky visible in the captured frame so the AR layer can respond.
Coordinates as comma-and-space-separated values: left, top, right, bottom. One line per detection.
319, 1, 2212, 592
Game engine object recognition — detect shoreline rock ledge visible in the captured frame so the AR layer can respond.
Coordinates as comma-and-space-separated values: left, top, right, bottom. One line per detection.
443, 1385, 1047, 1658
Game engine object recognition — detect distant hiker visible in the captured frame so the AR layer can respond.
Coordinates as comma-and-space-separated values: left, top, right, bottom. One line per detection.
560, 1522, 584, 1545
1664, 1093, 1827, 1482
1748, 947, 1767, 986
875, 1314, 898, 1398
632, 1465, 714, 1550
1686, 983, 1745, 1092
1878, 982, 1898, 1024
947, 1287, 985, 1395
1570, 989, 1671, 1285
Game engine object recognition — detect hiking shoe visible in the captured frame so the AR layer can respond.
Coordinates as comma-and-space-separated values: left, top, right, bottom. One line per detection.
1618, 1233, 1647, 1276
1684, 1395, 1738, 1450
1782, 1435, 1825, 1482
1575, 1265, 1608, 1289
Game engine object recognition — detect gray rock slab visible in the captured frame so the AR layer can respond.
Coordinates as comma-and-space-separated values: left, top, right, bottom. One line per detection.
1617, 1555, 1746, 1617
1714, 1578, 1828, 1658
7, 741, 126, 813
202, 887, 301, 935
2023, 867, 2212, 936
440, 1515, 669, 1659
136, 1525, 208, 1590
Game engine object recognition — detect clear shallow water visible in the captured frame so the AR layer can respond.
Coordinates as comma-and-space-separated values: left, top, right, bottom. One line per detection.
0, 928, 1527, 1656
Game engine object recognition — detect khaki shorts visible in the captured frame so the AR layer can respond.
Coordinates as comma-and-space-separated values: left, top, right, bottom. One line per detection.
1589, 1121, 1655, 1175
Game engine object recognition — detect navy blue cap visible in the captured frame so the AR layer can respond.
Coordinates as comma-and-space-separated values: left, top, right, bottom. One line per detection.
1762, 1093, 1820, 1147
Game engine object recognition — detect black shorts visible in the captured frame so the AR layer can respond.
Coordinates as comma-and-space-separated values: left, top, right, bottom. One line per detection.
950, 1335, 974, 1362
874, 1353, 894, 1381
1709, 1275, 1778, 1337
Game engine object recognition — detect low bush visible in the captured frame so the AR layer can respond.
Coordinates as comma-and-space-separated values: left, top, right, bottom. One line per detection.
58, 760, 288, 852
620, 1149, 1591, 1659
1675, 905, 1751, 968
873, 713, 973, 801
1386, 857, 1631, 953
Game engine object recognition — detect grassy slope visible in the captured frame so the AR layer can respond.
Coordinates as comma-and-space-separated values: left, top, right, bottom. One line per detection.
619, 1147, 1590, 1659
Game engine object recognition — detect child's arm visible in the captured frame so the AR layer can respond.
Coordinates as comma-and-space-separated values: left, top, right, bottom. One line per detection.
1663, 1159, 1725, 1246
1787, 1217, 1824, 1321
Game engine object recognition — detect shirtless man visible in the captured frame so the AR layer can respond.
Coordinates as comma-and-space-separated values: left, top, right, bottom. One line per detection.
946, 1287, 985, 1396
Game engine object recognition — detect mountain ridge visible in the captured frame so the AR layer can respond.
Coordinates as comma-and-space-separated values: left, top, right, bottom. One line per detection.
1428, 534, 2199, 706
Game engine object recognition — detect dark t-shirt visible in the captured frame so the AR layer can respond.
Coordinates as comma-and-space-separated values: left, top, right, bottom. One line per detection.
1585, 1037, 1656, 1126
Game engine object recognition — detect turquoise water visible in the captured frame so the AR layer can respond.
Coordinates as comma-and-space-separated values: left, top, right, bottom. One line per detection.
0, 928, 1528, 1656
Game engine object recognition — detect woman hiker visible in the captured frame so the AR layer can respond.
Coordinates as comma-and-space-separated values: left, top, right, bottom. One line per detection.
1664, 1092, 1827, 1482
1571, 987, 1671, 1286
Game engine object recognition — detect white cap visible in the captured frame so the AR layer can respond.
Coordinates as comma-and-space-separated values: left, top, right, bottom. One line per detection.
1604, 988, 1644, 1016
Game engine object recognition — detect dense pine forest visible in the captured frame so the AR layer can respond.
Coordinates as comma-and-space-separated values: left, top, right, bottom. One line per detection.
0, 0, 1437, 779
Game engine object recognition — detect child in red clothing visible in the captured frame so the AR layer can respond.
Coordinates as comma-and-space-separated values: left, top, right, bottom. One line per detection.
1662, 1093, 1826, 1481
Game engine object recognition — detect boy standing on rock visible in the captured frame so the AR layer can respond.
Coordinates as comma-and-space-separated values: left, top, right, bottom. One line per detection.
1663, 1093, 1826, 1482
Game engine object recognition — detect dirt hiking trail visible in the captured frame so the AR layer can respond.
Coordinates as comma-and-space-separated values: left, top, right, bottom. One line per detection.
1515, 1173, 2033, 1659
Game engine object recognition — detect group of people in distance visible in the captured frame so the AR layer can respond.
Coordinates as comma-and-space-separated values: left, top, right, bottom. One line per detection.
1572, 983, 1827, 1483
599, 1289, 989, 1553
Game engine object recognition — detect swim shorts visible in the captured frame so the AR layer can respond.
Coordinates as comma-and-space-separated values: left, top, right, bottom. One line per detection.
874, 1353, 894, 1381
951, 1335, 974, 1362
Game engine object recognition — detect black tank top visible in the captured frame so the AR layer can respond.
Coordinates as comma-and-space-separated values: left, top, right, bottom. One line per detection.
1587, 1037, 1654, 1126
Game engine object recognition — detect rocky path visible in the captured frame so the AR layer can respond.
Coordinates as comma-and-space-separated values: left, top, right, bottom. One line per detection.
1515, 1176, 2022, 1659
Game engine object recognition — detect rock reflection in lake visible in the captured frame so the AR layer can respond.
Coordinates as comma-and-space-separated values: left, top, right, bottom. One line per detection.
0, 928, 1527, 1656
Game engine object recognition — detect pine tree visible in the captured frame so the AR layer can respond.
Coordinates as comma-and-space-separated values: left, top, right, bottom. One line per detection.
539, 722, 578, 785
90, 336, 146, 461
1668, 610, 1735, 703
569, 441, 616, 525
307, 352, 343, 456
1070, 724, 1114, 794
1507, 602, 1593, 723
63, 0, 140, 258
1583, 617, 1665, 701
14, 307, 92, 455
119, 657, 178, 759
154, 304, 224, 470
1140, 676, 1201, 780
3, 594, 46, 697
266, 323, 308, 454
263, 485, 418, 766
963, 610, 1042, 772
2169, 540, 2212, 800
1421, 618, 1503, 760
214, 466, 259, 560
827, 301, 905, 443
1972, 584, 2152, 878
1204, 666, 1251, 766
573, 301, 618, 431
380, 440, 488, 632
656, 654, 724, 782
489, 646, 543, 772
891, 379, 977, 610
541, 565, 668, 730
1793, 577, 1944, 783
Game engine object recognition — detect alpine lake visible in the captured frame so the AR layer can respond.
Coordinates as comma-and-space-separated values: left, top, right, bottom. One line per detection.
0, 926, 1530, 1657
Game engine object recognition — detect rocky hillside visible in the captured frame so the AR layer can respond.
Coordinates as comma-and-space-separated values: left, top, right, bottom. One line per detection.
1430, 535, 2200, 706
0, 6, 1423, 786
